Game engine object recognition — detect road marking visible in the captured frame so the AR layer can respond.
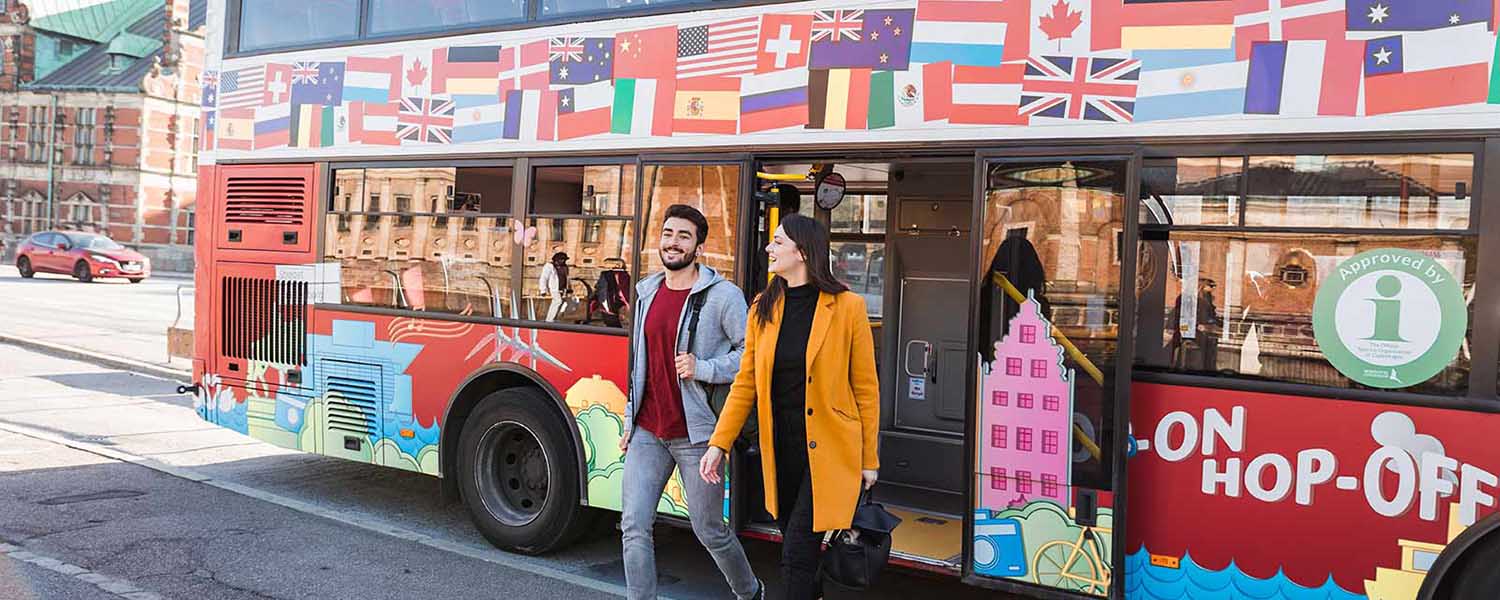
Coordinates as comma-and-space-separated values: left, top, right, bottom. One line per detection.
0, 420, 642, 599
0, 541, 165, 600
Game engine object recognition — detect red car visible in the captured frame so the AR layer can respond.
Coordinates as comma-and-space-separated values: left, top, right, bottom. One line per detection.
15, 231, 151, 283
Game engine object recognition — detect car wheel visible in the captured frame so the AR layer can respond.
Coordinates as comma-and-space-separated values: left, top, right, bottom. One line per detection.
16, 257, 34, 278
457, 387, 595, 555
128, 278, 144, 284
73, 261, 93, 283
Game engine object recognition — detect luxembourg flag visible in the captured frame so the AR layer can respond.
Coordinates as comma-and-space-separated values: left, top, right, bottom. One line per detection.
343, 56, 401, 104
910, 0, 1022, 66
612, 78, 674, 136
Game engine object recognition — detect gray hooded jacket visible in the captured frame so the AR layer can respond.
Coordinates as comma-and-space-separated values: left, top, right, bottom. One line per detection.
626, 264, 748, 445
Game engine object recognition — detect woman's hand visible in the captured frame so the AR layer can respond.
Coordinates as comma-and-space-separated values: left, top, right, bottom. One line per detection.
700, 446, 727, 484
862, 469, 878, 490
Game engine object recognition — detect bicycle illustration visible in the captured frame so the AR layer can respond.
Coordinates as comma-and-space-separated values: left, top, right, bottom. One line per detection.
1031, 508, 1112, 595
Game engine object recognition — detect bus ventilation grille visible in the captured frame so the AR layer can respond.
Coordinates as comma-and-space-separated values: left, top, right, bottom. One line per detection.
223, 176, 307, 225
320, 360, 382, 436
220, 276, 307, 366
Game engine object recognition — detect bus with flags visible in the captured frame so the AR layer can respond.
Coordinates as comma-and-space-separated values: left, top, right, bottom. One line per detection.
189, 0, 1500, 598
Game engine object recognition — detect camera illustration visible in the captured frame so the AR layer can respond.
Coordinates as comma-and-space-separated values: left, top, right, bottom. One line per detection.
973, 509, 1027, 578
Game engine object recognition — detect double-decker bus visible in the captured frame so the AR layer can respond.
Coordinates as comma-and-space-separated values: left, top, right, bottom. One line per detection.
190, 0, 1500, 598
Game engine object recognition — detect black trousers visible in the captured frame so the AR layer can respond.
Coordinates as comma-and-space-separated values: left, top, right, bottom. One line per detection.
776, 458, 822, 600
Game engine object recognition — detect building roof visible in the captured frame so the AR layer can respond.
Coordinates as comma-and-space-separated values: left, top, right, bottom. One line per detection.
28, 0, 159, 44
24, 0, 206, 92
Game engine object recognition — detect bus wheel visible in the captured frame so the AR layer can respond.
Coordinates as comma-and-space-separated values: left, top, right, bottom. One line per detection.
1445, 536, 1500, 600
457, 387, 591, 555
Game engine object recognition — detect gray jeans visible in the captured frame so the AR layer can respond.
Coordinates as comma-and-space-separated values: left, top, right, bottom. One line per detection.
621, 428, 758, 600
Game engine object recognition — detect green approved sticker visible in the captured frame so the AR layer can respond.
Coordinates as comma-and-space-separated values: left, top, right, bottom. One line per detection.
1313, 249, 1466, 389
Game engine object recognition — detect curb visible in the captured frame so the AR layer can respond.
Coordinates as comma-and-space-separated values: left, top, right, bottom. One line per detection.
0, 333, 191, 382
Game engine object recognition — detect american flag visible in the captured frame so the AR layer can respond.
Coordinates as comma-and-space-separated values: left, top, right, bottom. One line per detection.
218, 65, 265, 110
397, 96, 455, 144
1019, 56, 1141, 123
291, 62, 321, 85
677, 17, 760, 78
812, 10, 864, 43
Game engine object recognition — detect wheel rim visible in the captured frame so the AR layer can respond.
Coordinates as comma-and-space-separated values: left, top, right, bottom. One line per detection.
17, 258, 29, 274
75, 263, 88, 279
474, 420, 549, 527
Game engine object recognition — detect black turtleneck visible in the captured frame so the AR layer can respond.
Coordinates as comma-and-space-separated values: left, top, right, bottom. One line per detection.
771, 284, 819, 477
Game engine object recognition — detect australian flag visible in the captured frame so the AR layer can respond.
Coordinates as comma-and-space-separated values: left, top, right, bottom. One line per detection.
1346, 0, 1491, 32
290, 61, 346, 106
549, 37, 614, 85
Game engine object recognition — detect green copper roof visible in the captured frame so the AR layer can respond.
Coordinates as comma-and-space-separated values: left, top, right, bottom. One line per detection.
29, 0, 160, 44
105, 31, 160, 57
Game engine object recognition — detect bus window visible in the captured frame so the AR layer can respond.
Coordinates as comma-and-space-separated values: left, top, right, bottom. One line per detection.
1138, 156, 1242, 226
327, 167, 515, 318
238, 0, 358, 52
367, 0, 526, 36
524, 164, 636, 328
640, 164, 742, 283
1135, 153, 1477, 396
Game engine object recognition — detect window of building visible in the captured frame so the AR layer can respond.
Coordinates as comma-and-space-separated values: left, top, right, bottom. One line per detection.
1020, 324, 1036, 344
1016, 471, 1033, 495
238, 0, 359, 52
367, 0, 525, 36
527, 163, 636, 328
1043, 395, 1060, 411
26, 106, 47, 163
990, 425, 1007, 449
1041, 473, 1059, 498
326, 166, 515, 319
992, 391, 1008, 406
1016, 427, 1033, 452
104, 53, 130, 73
1005, 357, 1022, 376
73, 108, 96, 166
1135, 152, 1477, 396
1030, 359, 1047, 378
1017, 393, 1034, 409
990, 468, 1007, 491
187, 116, 199, 170
1043, 430, 1059, 455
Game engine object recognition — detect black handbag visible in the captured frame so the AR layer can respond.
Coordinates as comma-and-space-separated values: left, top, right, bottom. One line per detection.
821, 490, 902, 590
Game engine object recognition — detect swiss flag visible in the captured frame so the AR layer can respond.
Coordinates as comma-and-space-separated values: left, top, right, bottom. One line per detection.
757, 14, 813, 73
615, 26, 677, 80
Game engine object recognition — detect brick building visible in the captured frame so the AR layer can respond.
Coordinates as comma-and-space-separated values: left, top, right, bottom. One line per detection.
0, 0, 205, 271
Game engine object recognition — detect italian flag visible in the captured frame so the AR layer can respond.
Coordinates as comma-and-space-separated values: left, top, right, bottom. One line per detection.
612, 78, 675, 137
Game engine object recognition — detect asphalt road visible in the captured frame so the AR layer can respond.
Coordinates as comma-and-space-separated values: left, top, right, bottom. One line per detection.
0, 343, 1005, 599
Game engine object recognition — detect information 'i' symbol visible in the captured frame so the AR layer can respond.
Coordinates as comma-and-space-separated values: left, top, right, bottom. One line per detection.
1366, 274, 1408, 342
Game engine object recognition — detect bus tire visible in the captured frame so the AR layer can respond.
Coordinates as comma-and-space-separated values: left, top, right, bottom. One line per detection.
457, 387, 593, 555
1442, 536, 1500, 600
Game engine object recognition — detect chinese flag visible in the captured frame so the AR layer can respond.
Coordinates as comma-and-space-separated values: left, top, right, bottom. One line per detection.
615, 26, 678, 80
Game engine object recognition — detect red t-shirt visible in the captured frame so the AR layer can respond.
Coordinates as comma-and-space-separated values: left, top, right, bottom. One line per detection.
637, 285, 691, 440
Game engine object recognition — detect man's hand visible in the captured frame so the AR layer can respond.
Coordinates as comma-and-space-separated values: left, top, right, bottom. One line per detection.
619, 430, 630, 453
675, 353, 696, 380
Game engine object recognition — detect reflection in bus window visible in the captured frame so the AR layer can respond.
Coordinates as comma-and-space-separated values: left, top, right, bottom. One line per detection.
1138, 157, 1241, 226
524, 164, 636, 328
367, 0, 526, 36
640, 164, 741, 281
831, 241, 883, 319
1135, 153, 1477, 396
830, 194, 888, 235
238, 0, 358, 51
326, 167, 514, 320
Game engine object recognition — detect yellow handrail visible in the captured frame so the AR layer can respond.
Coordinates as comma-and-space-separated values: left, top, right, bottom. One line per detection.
756, 172, 807, 181
990, 272, 1104, 461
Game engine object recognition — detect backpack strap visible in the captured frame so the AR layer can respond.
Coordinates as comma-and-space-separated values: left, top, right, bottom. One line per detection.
683, 282, 714, 354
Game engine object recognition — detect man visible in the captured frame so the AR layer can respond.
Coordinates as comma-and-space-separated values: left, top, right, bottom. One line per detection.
1195, 278, 1222, 372
539, 251, 570, 322
621, 205, 761, 600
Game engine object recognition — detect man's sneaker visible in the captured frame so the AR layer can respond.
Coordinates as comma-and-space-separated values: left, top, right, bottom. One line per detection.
749, 578, 765, 600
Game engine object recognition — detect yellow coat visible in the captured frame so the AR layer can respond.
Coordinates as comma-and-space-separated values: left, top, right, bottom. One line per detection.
709, 290, 881, 532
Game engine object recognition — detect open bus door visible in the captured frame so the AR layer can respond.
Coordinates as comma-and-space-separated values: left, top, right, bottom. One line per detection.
964, 151, 1139, 599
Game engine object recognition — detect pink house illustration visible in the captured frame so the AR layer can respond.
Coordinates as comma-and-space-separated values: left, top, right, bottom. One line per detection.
978, 294, 1075, 511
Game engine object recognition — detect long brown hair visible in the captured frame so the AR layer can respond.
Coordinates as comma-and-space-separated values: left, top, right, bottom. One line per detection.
753, 213, 849, 326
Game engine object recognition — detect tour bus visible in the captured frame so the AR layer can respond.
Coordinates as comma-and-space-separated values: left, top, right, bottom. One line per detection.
189, 0, 1500, 598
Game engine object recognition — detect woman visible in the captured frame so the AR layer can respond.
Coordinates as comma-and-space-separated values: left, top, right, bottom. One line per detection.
700, 214, 880, 600
539, 251, 570, 322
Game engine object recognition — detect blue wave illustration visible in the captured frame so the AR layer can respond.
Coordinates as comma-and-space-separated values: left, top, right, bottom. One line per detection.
1125, 547, 1366, 600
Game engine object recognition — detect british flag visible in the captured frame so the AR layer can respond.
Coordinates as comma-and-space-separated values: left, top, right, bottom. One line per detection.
1019, 56, 1141, 123
549, 38, 586, 64
812, 10, 864, 43
397, 96, 454, 144
291, 62, 321, 85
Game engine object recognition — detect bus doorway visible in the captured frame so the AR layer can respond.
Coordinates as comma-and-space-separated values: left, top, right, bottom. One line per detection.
965, 155, 1136, 598
753, 158, 978, 570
